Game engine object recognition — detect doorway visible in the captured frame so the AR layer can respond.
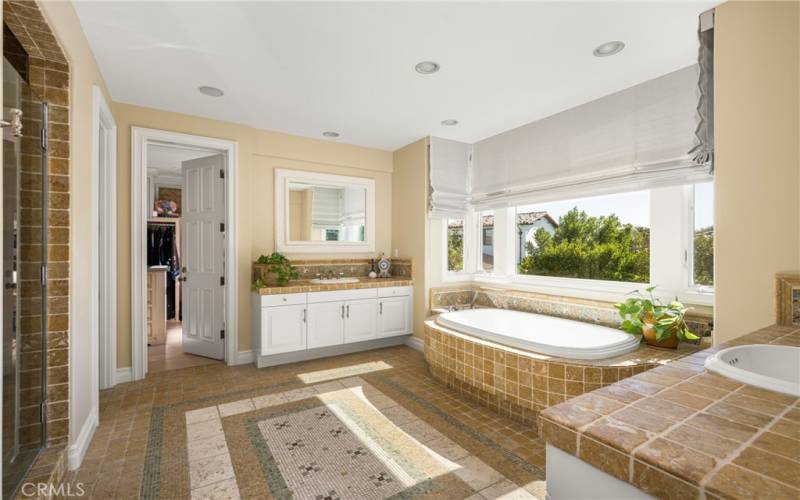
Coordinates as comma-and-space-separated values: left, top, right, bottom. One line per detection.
131, 128, 239, 380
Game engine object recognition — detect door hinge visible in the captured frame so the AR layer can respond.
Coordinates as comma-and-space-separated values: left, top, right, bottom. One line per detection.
40, 401, 47, 423
220, 222, 225, 232
40, 265, 47, 287
219, 169, 225, 179
220, 329, 225, 339
220, 276, 225, 286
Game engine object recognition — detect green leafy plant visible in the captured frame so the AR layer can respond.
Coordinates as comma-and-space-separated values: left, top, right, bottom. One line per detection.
254, 252, 299, 287
614, 286, 699, 342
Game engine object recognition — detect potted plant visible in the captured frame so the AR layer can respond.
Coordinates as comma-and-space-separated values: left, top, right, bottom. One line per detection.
253, 252, 299, 288
614, 286, 699, 349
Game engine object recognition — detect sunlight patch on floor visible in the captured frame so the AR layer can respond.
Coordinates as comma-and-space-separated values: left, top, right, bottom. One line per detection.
297, 360, 393, 384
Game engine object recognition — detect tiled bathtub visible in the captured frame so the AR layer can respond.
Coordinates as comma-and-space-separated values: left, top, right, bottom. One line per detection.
424, 319, 699, 428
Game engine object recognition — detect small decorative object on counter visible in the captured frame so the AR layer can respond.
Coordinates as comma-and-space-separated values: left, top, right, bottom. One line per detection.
377, 253, 391, 278
368, 258, 377, 278
368, 271, 377, 279
614, 286, 698, 349
253, 252, 299, 288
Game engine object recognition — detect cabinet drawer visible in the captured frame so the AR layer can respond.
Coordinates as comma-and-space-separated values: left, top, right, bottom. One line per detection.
308, 288, 378, 304
260, 293, 307, 308
377, 286, 411, 298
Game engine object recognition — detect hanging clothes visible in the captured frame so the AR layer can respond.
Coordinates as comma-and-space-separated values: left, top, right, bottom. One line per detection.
147, 223, 180, 320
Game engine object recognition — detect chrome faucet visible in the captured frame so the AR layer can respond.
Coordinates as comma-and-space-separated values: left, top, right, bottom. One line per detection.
326, 270, 335, 280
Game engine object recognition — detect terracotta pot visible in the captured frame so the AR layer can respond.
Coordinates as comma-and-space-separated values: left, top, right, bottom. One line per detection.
642, 321, 679, 349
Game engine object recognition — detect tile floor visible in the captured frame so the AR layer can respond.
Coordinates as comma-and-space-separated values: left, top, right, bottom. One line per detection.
147, 321, 223, 374
61, 346, 548, 499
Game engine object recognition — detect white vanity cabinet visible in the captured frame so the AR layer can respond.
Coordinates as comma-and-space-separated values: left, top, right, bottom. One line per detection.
253, 285, 413, 366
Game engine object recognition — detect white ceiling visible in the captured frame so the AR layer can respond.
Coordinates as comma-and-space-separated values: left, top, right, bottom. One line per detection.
147, 144, 216, 176
75, 1, 715, 151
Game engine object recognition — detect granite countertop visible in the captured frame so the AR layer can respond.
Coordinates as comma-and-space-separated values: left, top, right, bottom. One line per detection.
256, 277, 413, 295
540, 324, 800, 499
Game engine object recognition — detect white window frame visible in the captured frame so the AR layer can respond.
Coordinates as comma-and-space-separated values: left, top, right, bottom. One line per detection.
447, 185, 715, 306
476, 209, 496, 275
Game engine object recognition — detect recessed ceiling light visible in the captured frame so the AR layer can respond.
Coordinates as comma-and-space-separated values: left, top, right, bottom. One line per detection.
322, 131, 340, 138
441, 119, 459, 126
415, 61, 440, 74
198, 85, 224, 97
593, 41, 625, 57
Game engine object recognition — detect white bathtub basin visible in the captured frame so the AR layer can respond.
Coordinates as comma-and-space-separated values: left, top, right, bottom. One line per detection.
704, 345, 800, 397
436, 308, 641, 360
309, 277, 360, 284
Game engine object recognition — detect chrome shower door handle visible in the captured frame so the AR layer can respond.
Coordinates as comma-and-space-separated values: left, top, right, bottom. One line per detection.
1, 108, 23, 137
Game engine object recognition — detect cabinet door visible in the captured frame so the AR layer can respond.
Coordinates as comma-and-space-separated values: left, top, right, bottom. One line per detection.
344, 298, 378, 343
307, 301, 345, 349
378, 296, 410, 337
261, 304, 306, 355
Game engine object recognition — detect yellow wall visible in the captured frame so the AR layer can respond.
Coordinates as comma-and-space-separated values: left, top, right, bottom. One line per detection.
714, 1, 800, 343
111, 103, 394, 368
38, 0, 115, 451
391, 139, 429, 338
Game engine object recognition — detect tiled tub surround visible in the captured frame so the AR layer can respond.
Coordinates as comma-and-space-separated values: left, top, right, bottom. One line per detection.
253, 257, 413, 283
424, 320, 699, 427
540, 324, 800, 499
430, 285, 713, 337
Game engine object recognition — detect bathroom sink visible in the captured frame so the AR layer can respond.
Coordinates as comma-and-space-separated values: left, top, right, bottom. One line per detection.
309, 277, 360, 284
704, 344, 800, 396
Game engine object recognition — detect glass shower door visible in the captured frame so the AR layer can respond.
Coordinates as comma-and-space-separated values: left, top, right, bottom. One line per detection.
2, 55, 47, 499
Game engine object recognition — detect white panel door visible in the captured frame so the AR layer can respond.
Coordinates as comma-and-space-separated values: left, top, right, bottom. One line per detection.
378, 297, 410, 337
261, 304, 307, 355
344, 299, 378, 343
181, 154, 226, 359
307, 301, 345, 349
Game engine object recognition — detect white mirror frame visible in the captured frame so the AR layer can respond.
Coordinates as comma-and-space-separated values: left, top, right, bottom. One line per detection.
275, 169, 376, 253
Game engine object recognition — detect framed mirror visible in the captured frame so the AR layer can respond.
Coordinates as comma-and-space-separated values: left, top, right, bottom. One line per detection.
275, 169, 376, 253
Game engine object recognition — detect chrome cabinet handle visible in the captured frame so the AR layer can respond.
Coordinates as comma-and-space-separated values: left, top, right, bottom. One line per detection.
379, 302, 383, 315
303, 308, 307, 323
346, 305, 350, 318
341, 304, 345, 319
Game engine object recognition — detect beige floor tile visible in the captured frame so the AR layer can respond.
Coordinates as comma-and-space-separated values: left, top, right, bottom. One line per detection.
454, 456, 506, 491
187, 433, 229, 463
190, 478, 240, 500
189, 453, 235, 489
252, 392, 289, 409
185, 406, 220, 425
427, 436, 470, 461
479, 478, 537, 499
218, 399, 255, 417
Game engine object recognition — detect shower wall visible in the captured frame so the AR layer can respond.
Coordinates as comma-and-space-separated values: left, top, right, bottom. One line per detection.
4, 0, 71, 448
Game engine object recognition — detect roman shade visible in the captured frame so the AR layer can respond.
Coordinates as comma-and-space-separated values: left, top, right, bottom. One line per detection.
470, 65, 711, 207
428, 137, 470, 216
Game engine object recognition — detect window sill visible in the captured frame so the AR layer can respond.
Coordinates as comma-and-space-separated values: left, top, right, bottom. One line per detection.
467, 274, 714, 307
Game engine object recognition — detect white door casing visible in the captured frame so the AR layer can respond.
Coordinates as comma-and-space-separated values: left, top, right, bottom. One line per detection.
181, 155, 226, 359
343, 298, 378, 343
261, 305, 307, 355
378, 297, 410, 337
307, 301, 345, 349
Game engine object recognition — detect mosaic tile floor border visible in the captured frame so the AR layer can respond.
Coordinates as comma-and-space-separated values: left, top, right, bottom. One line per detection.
140, 372, 545, 499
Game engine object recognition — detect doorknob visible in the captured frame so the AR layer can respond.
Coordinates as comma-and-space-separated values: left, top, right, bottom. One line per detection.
0, 108, 23, 137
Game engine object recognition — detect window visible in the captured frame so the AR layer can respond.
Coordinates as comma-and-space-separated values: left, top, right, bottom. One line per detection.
447, 218, 464, 272
479, 210, 494, 272
693, 182, 714, 287
515, 190, 651, 283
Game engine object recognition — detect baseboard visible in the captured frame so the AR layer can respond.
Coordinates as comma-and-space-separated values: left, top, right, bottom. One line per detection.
68, 407, 98, 470
234, 350, 255, 365
405, 336, 424, 352
115, 367, 133, 384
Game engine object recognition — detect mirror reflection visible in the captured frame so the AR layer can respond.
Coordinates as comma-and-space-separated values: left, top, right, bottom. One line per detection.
288, 182, 366, 242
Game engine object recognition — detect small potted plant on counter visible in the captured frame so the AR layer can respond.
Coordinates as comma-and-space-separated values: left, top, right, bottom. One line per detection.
253, 252, 299, 288
614, 286, 699, 349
